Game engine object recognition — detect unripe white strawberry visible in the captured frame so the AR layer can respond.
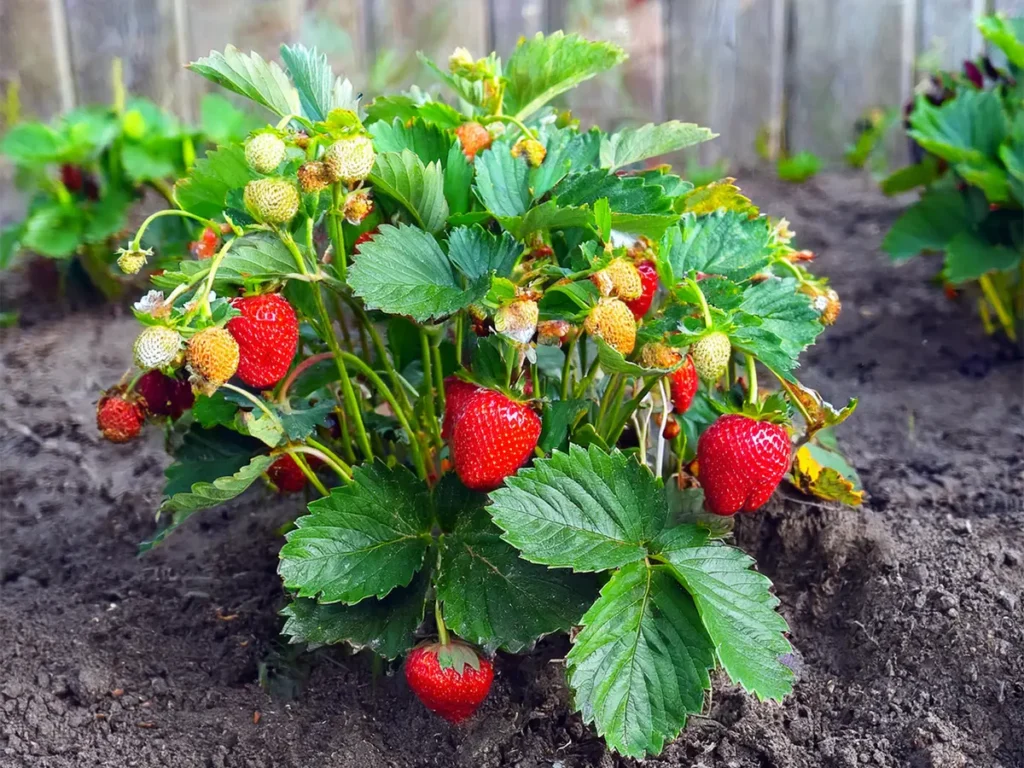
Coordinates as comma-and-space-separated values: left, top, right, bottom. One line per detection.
691, 331, 731, 383
494, 298, 539, 345
245, 133, 287, 174
133, 326, 183, 370
324, 136, 375, 183
244, 178, 300, 224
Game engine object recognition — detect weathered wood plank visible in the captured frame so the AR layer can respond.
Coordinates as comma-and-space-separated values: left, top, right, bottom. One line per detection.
64, 0, 183, 109
667, 0, 785, 167
0, 0, 74, 120
994, 0, 1024, 15
788, 0, 912, 161
488, 0, 545, 58
553, 0, 667, 131
919, 0, 985, 72
366, 0, 487, 92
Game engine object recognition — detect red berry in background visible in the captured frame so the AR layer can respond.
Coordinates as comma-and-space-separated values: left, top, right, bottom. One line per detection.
451, 389, 541, 492
662, 417, 681, 440
441, 376, 481, 440
624, 259, 658, 319
136, 370, 194, 419
61, 164, 84, 193
696, 414, 791, 516
227, 294, 299, 389
669, 355, 699, 415
353, 227, 379, 252
963, 60, 983, 89
267, 454, 322, 493
404, 640, 494, 724
96, 393, 145, 443
190, 227, 220, 260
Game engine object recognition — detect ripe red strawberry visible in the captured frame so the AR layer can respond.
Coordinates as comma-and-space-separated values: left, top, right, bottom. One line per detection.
353, 227, 379, 252
267, 454, 323, 493
190, 227, 220, 260
624, 259, 658, 319
136, 370, 195, 419
61, 164, 84, 193
669, 355, 699, 414
441, 376, 481, 440
696, 414, 791, 516
451, 389, 541, 491
96, 392, 145, 443
227, 294, 299, 389
454, 122, 492, 161
404, 640, 494, 724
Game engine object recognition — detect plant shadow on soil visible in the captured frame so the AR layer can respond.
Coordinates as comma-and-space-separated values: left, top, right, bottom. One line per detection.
1, 172, 1022, 768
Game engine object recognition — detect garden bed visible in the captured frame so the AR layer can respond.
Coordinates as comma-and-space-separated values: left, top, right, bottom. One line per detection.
1, 171, 1021, 768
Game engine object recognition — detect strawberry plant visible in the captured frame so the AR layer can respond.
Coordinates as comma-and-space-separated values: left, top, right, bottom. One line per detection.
98, 35, 859, 757
882, 14, 1024, 340
0, 60, 257, 298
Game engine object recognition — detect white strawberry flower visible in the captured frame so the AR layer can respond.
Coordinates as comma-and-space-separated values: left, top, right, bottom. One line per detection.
134, 290, 165, 315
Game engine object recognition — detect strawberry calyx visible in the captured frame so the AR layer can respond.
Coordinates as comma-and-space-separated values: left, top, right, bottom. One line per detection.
428, 639, 484, 675
708, 388, 792, 426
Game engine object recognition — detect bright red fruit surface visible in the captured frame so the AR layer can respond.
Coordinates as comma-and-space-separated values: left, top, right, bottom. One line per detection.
669, 355, 699, 414
404, 642, 494, 724
441, 376, 482, 440
267, 454, 321, 493
451, 389, 541, 492
697, 414, 791, 516
227, 294, 299, 388
96, 395, 145, 443
624, 259, 658, 319
136, 371, 194, 419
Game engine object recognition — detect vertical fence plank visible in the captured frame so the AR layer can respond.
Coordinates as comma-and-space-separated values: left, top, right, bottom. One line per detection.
366, 0, 487, 93
667, 0, 785, 167
788, 0, 911, 162
994, 0, 1024, 14
0, 0, 74, 120
63, 0, 182, 109
552, 0, 667, 131
489, 0, 545, 58
298, 0, 369, 88
919, 0, 985, 72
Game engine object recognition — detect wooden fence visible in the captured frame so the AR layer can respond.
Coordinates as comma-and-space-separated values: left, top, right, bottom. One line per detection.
2, 0, 1023, 166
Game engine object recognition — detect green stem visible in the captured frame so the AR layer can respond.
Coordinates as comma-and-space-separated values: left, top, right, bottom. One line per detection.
745, 354, 758, 405
304, 438, 354, 483
574, 357, 601, 399
329, 184, 348, 281
277, 352, 333, 404
774, 257, 806, 283
339, 351, 428, 480
531, 362, 540, 401
687, 277, 713, 328
132, 209, 214, 250
222, 382, 286, 430
434, 600, 450, 646
482, 114, 536, 140
285, 449, 330, 496
560, 335, 577, 401
607, 376, 661, 447
431, 339, 447, 413
455, 313, 465, 366
595, 373, 621, 433
420, 328, 442, 449
280, 231, 373, 462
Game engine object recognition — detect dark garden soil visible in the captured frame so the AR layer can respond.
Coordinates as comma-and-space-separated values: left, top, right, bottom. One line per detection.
1, 171, 1022, 768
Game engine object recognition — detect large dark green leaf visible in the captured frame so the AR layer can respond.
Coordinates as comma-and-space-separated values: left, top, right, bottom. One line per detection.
658, 211, 772, 285
369, 150, 449, 233
370, 118, 452, 168
908, 91, 1007, 166
446, 226, 521, 281
474, 144, 531, 217
881, 188, 972, 261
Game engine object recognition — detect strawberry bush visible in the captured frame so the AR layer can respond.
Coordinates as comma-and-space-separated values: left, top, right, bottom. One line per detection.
882, 14, 1024, 340
98, 35, 860, 758
0, 61, 257, 297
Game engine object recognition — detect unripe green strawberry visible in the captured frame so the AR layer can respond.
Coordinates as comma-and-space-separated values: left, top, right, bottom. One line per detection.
116, 246, 152, 275
691, 331, 731, 383
583, 298, 636, 355
244, 178, 299, 224
324, 135, 375, 183
133, 326, 182, 370
245, 133, 286, 174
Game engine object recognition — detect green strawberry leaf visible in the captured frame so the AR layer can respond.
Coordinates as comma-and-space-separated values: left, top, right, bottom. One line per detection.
596, 339, 679, 376
121, 140, 179, 182
447, 226, 521, 281
609, 212, 680, 239
600, 121, 717, 171
279, 461, 433, 604
566, 561, 715, 758
443, 142, 474, 215
162, 453, 274, 514
370, 118, 452, 168
474, 144, 532, 217
944, 230, 1022, 284
277, 400, 336, 441
199, 93, 261, 145
192, 392, 238, 429
658, 211, 773, 286
499, 201, 594, 240
881, 187, 972, 261
187, 46, 301, 118
279, 44, 357, 122
531, 127, 601, 199
348, 223, 484, 322
504, 32, 627, 121
977, 15, 1024, 69
83, 191, 131, 244
369, 150, 449, 233
1, 122, 67, 165
487, 444, 667, 572
175, 144, 258, 219
908, 91, 1007, 166
436, 478, 597, 653
281, 569, 430, 659
879, 156, 942, 196
21, 205, 83, 258
213, 231, 305, 281
737, 278, 822, 362
653, 525, 794, 701
556, 171, 672, 215
538, 399, 588, 453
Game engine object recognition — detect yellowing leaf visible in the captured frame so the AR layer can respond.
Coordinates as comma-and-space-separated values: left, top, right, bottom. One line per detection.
681, 179, 758, 218
791, 444, 864, 506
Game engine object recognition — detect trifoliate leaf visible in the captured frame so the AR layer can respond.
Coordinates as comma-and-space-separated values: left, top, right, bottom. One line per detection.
566, 561, 715, 758
188, 46, 301, 118
737, 278, 822, 361
281, 570, 430, 659
487, 444, 667, 572
348, 223, 482, 322
944, 230, 1021, 284
658, 211, 772, 286
600, 121, 717, 171
881, 186, 973, 261
370, 118, 452, 168
447, 226, 521, 281
369, 150, 449, 233
908, 91, 1007, 166
654, 525, 794, 701
279, 461, 432, 604
504, 32, 627, 121
437, 480, 597, 653
499, 201, 594, 240
474, 144, 531, 217
0, 122, 67, 165
175, 143, 258, 219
